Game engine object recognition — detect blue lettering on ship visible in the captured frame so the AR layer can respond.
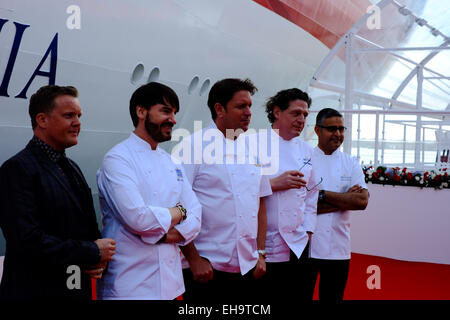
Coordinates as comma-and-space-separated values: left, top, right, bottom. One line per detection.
0, 18, 58, 99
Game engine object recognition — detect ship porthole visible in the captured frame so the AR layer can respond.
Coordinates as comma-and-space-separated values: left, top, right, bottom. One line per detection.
131, 63, 144, 84
148, 67, 160, 83
199, 79, 210, 96
188, 76, 200, 94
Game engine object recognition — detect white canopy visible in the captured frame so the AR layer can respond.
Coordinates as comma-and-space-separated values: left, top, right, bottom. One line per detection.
307, 0, 450, 169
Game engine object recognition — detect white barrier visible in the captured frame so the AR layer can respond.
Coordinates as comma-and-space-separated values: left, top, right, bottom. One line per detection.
351, 184, 450, 265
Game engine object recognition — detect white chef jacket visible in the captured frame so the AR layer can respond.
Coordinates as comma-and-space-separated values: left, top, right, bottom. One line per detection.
261, 129, 319, 262
310, 147, 367, 260
96, 133, 201, 300
174, 121, 272, 275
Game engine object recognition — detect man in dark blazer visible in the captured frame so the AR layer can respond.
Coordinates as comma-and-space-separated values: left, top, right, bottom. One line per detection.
0, 85, 116, 299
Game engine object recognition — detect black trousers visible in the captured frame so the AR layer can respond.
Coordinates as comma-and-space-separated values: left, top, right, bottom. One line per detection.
310, 258, 350, 302
182, 266, 260, 302
257, 243, 316, 302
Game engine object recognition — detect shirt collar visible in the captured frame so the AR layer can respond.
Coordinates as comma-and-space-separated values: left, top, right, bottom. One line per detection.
207, 120, 218, 130
207, 121, 231, 142
31, 136, 65, 163
270, 126, 298, 144
208, 121, 249, 144
130, 132, 160, 152
315, 146, 340, 157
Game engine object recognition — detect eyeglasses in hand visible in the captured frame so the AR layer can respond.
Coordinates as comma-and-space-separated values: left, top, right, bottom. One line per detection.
305, 177, 323, 191
299, 158, 323, 191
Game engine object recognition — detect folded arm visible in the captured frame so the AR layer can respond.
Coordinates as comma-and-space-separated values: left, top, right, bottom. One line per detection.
98, 154, 183, 244
318, 185, 369, 214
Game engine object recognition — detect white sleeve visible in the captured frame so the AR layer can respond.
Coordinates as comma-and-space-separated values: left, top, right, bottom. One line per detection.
182, 163, 198, 186
351, 157, 367, 189
173, 166, 202, 245
259, 174, 273, 198
97, 152, 171, 244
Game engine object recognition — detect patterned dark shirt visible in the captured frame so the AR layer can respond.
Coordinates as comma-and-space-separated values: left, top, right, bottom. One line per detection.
31, 135, 65, 163
31, 136, 85, 204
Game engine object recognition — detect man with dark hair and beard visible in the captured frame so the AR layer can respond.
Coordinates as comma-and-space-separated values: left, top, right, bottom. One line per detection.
96, 82, 201, 299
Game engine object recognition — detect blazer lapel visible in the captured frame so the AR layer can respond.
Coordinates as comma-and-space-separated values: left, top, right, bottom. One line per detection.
67, 158, 91, 192
29, 143, 85, 215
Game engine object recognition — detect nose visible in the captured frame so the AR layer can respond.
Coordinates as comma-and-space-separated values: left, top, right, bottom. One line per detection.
73, 115, 81, 126
295, 114, 305, 125
244, 106, 251, 117
334, 128, 343, 138
169, 113, 177, 125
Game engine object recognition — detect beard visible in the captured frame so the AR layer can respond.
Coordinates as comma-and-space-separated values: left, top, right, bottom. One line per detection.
145, 113, 173, 143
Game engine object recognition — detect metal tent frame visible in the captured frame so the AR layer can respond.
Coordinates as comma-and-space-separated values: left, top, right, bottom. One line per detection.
307, 0, 450, 170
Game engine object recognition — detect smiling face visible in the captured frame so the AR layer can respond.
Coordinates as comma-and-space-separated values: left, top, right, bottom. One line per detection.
135, 102, 177, 149
272, 99, 309, 140
315, 116, 345, 155
37, 95, 82, 152
144, 103, 177, 143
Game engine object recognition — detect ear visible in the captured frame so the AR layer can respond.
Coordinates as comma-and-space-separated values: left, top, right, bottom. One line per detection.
314, 125, 320, 136
214, 103, 225, 119
273, 106, 281, 121
35, 113, 48, 129
136, 105, 147, 121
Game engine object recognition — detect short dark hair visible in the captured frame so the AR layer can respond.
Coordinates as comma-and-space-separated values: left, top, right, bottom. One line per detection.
265, 88, 311, 124
207, 78, 257, 120
29, 85, 78, 129
315, 108, 343, 126
129, 82, 179, 127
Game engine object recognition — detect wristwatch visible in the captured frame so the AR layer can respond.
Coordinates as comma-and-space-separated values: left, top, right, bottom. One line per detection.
176, 203, 187, 221
318, 190, 326, 202
257, 249, 267, 259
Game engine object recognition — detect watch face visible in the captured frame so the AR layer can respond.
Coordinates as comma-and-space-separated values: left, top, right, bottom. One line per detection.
319, 190, 325, 201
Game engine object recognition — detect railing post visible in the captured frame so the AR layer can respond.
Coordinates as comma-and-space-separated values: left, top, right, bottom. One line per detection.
344, 32, 354, 155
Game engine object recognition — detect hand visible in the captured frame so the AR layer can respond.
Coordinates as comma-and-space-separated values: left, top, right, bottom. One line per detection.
190, 257, 214, 283
347, 184, 363, 193
95, 238, 116, 262
84, 261, 107, 279
253, 255, 266, 279
164, 228, 186, 243
270, 170, 307, 191
169, 207, 183, 227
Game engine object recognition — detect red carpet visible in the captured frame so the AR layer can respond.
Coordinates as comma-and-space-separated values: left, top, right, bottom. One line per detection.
87, 253, 450, 300
312, 253, 450, 300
